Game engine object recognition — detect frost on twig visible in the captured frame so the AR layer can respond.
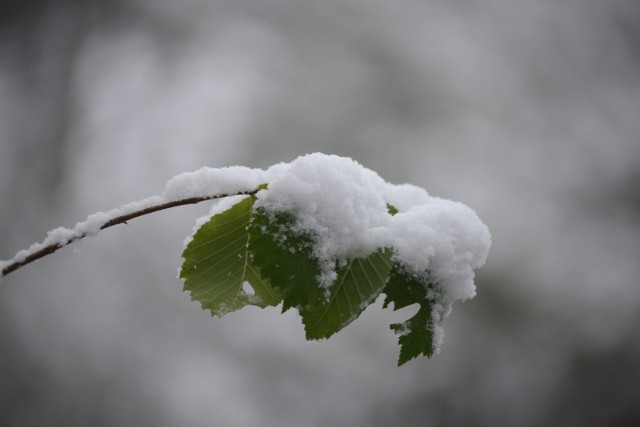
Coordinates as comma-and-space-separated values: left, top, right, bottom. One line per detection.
1, 192, 260, 278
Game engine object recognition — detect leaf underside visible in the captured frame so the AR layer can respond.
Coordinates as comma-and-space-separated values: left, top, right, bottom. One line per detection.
180, 196, 281, 317
383, 266, 439, 366
301, 249, 393, 340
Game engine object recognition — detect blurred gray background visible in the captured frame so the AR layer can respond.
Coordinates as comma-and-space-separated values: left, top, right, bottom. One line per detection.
1, 0, 639, 426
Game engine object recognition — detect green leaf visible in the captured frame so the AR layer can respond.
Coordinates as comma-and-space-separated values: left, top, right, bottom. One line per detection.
249, 206, 394, 339
182, 194, 442, 366
248, 207, 321, 312
180, 196, 281, 316
301, 248, 394, 340
383, 266, 439, 366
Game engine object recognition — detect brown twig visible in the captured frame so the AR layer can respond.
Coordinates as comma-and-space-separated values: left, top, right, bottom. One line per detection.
1, 190, 260, 278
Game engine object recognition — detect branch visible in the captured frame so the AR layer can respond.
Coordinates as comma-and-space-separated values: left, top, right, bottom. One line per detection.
1, 190, 260, 278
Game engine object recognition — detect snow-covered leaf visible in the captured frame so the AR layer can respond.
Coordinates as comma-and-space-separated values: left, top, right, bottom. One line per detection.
248, 207, 321, 313
3, 153, 491, 366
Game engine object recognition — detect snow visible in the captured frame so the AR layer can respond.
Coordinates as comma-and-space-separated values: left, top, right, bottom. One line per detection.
163, 166, 265, 200
2, 154, 491, 337
256, 153, 491, 306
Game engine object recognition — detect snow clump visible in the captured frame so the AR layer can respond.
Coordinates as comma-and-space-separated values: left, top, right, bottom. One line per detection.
255, 153, 491, 305
171, 153, 491, 305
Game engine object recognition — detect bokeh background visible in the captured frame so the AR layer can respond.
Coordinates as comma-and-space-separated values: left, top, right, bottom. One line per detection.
2, 0, 640, 426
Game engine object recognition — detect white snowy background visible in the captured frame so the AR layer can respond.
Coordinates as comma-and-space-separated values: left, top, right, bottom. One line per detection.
1, 0, 639, 426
